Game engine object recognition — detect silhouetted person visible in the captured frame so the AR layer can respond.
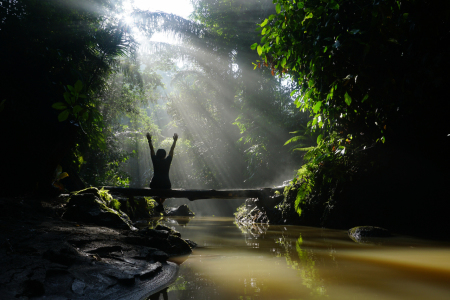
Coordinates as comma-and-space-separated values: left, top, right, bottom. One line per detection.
146, 132, 178, 207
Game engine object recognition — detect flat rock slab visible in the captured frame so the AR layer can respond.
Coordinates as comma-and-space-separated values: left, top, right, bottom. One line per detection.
0, 197, 191, 300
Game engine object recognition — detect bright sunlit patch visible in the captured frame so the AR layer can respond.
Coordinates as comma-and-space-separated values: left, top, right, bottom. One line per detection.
121, 0, 193, 44
130, 0, 193, 19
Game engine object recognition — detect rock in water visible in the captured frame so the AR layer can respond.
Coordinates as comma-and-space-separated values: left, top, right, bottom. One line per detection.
165, 204, 195, 216
62, 193, 134, 230
348, 226, 391, 243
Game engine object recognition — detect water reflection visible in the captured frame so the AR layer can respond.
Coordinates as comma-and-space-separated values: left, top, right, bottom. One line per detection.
146, 217, 450, 300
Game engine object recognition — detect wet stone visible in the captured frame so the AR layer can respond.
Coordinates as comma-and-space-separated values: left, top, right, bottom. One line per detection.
165, 204, 195, 217
71, 279, 86, 295
348, 226, 391, 243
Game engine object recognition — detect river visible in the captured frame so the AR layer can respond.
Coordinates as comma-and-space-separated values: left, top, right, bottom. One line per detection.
146, 217, 450, 300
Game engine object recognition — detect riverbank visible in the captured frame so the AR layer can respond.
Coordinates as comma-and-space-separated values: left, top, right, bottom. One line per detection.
235, 181, 450, 240
0, 196, 194, 299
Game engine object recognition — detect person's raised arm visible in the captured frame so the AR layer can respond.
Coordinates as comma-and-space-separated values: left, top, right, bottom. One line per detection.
169, 133, 178, 157
146, 133, 155, 156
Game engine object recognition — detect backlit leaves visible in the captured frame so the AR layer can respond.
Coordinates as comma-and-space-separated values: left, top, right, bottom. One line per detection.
344, 92, 352, 106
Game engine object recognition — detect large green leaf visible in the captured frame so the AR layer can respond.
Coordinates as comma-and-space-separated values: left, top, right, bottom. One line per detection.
74, 80, 83, 93
316, 134, 323, 145
73, 105, 82, 114
313, 101, 322, 113
344, 92, 352, 106
260, 18, 268, 27
63, 92, 71, 104
52, 102, 67, 110
58, 109, 70, 122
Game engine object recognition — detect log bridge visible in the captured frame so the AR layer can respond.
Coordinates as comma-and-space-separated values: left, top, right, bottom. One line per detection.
101, 186, 285, 207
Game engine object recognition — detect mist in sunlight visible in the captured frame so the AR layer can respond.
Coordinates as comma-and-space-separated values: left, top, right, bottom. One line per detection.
111, 0, 304, 216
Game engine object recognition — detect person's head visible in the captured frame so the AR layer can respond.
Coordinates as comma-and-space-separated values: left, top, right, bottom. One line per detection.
156, 149, 166, 159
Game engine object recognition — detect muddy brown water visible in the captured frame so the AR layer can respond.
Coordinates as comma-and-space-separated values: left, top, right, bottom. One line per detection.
145, 217, 450, 300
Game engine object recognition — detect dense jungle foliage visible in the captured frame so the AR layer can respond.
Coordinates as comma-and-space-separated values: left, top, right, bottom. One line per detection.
0, 0, 163, 194
253, 0, 450, 231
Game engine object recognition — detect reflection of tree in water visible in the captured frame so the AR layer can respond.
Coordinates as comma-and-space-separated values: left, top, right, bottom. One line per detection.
235, 222, 329, 297
275, 232, 327, 298
235, 221, 269, 239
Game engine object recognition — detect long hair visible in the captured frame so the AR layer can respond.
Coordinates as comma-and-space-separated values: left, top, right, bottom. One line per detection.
156, 149, 166, 159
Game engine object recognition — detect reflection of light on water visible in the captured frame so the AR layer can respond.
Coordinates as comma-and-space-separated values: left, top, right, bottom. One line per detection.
152, 217, 450, 300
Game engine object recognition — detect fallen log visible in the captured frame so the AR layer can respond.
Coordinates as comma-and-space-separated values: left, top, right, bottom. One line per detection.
101, 187, 285, 201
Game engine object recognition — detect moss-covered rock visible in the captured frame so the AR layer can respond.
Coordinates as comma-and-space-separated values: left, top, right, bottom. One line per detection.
120, 197, 158, 220
62, 193, 134, 230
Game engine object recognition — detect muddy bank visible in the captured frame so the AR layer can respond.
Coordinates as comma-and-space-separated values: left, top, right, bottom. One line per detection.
0, 196, 195, 300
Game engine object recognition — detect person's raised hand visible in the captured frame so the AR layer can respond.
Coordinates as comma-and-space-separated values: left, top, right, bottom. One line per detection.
146, 132, 152, 141
173, 133, 178, 141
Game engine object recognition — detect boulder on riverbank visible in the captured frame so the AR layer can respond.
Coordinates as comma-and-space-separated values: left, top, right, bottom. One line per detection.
62, 193, 135, 230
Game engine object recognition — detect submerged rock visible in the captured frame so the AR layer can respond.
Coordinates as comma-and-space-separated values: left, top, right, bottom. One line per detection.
348, 226, 391, 243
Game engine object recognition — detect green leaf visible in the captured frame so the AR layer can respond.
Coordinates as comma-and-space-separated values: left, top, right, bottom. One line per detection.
305, 12, 313, 20
73, 105, 82, 114
276, 36, 280, 44
290, 90, 297, 97
63, 92, 71, 104
74, 80, 83, 93
276, 3, 281, 14
260, 18, 268, 27
313, 101, 322, 113
250, 43, 258, 50
281, 57, 286, 68
284, 135, 308, 146
330, 2, 339, 10
362, 94, 369, 103
67, 85, 74, 92
257, 45, 263, 56
344, 92, 352, 106
317, 134, 323, 145
58, 109, 70, 122
52, 102, 67, 110
262, 28, 267, 35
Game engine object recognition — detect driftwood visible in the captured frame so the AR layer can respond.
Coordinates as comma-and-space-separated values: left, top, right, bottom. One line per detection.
101, 186, 285, 201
